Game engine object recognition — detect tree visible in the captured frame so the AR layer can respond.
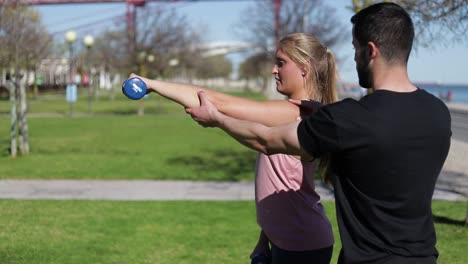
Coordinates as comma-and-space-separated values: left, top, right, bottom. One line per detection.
238, 0, 346, 53
194, 55, 232, 79
0, 3, 51, 157
238, 53, 271, 92
88, 5, 203, 115
91, 5, 203, 80
236, 0, 348, 97
350, 0, 468, 47
138, 7, 204, 80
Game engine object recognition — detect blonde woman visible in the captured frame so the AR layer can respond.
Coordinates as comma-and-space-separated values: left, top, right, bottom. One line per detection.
130, 33, 337, 264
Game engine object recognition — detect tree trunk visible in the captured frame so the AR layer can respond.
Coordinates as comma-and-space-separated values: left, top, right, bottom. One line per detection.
18, 79, 29, 155
138, 99, 144, 116
33, 70, 39, 99
465, 201, 468, 226
8, 80, 17, 158
243, 77, 251, 93
262, 76, 268, 94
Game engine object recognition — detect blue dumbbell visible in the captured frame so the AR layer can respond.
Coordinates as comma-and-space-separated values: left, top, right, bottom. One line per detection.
122, 77, 147, 100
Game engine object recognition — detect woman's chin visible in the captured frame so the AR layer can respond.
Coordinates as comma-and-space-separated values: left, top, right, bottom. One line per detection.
275, 88, 287, 97
275, 82, 282, 91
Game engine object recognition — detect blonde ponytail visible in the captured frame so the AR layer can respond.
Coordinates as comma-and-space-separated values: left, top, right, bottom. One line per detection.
322, 50, 338, 105
317, 50, 338, 185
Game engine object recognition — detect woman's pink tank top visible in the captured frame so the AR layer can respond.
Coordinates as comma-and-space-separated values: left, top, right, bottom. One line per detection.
255, 153, 334, 251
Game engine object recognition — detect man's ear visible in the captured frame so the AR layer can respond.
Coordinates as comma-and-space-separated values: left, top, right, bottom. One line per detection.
367, 41, 379, 60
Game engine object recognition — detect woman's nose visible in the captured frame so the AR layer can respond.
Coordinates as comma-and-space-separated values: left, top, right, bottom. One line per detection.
272, 65, 278, 74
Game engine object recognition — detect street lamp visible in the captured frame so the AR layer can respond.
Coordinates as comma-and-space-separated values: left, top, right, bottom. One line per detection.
169, 59, 179, 67
65, 30, 77, 117
83, 35, 94, 48
83, 35, 94, 114
147, 54, 155, 63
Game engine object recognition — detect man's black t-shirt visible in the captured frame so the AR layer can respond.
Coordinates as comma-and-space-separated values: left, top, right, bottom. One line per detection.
297, 89, 451, 264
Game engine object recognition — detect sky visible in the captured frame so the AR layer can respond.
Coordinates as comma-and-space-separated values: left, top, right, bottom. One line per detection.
34, 0, 468, 85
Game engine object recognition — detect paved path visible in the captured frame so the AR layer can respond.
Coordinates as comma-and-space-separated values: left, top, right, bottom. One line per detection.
0, 179, 464, 201
435, 104, 468, 200
0, 180, 332, 201
448, 103, 468, 142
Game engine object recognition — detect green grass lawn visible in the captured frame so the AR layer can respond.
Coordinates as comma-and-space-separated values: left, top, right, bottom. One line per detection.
0, 200, 259, 264
431, 201, 468, 263
0, 200, 465, 264
0, 115, 257, 180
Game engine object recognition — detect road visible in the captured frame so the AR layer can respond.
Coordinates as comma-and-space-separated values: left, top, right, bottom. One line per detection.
450, 109, 468, 142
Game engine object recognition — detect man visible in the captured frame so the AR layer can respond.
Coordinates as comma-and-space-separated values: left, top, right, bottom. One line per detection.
187, 2, 451, 263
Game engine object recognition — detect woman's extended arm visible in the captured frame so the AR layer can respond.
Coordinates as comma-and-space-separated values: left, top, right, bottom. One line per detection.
130, 73, 300, 127
186, 91, 313, 160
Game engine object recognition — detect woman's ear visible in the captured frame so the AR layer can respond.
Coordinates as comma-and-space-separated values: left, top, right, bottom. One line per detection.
301, 66, 309, 77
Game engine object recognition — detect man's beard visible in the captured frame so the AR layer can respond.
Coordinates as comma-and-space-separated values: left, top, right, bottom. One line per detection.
357, 63, 373, 89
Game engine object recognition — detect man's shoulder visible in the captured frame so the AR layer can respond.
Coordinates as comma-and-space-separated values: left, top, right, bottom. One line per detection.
321, 98, 363, 115
417, 88, 450, 109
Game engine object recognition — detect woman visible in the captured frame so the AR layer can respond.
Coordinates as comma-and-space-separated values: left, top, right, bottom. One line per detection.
130, 33, 337, 264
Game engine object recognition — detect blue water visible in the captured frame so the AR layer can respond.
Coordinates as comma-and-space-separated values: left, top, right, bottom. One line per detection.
417, 84, 468, 104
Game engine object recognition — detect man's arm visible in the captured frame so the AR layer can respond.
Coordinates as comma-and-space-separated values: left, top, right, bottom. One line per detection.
129, 73, 300, 127
187, 91, 313, 159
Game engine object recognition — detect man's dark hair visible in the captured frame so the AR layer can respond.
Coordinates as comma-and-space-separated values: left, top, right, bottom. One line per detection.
351, 2, 414, 64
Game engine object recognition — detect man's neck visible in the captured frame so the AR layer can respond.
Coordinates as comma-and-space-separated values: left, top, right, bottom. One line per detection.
372, 62, 417, 93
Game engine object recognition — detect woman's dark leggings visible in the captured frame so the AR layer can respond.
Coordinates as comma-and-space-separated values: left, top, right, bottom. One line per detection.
270, 243, 333, 264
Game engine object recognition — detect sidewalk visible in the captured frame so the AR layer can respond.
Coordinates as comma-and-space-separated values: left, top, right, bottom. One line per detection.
0, 179, 464, 201
437, 138, 468, 199
447, 102, 468, 112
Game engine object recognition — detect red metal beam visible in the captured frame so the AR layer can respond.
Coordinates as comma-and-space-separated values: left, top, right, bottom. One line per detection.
274, 0, 281, 45
3, 0, 124, 5
2, 0, 181, 5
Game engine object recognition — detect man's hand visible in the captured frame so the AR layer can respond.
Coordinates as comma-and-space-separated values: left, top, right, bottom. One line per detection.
186, 91, 222, 127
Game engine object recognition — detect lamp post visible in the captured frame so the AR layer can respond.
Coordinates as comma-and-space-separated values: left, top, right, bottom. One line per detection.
83, 35, 94, 114
60, 58, 68, 84
65, 30, 77, 117
169, 58, 179, 67
138, 51, 147, 75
